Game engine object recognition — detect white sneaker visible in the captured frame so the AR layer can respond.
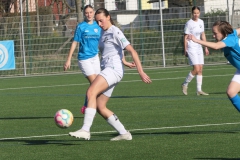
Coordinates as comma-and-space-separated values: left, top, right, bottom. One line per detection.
110, 131, 132, 141
69, 129, 90, 140
182, 84, 188, 95
197, 91, 209, 96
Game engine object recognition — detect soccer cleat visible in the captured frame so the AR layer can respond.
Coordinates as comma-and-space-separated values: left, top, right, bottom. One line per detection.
81, 106, 87, 114
69, 129, 90, 140
197, 91, 209, 96
181, 84, 188, 95
110, 131, 132, 141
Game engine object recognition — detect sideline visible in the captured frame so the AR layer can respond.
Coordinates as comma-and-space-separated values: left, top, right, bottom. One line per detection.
1, 121, 240, 141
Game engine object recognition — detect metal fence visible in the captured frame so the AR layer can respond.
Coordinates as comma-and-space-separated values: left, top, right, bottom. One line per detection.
0, 0, 239, 77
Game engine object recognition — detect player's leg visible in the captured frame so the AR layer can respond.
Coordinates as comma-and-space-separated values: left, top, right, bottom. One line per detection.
181, 51, 196, 95
227, 70, 240, 112
78, 55, 100, 114
97, 93, 132, 141
194, 64, 208, 95
69, 74, 109, 140
195, 53, 208, 95
97, 68, 131, 141
195, 64, 202, 93
81, 74, 97, 114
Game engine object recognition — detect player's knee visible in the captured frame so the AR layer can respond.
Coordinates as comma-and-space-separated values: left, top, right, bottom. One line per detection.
226, 88, 236, 98
195, 69, 202, 74
97, 105, 106, 113
86, 87, 97, 100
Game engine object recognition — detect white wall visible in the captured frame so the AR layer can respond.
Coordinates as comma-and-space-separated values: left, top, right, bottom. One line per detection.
117, 14, 138, 25
127, 0, 138, 10
204, 0, 240, 15
105, 0, 116, 11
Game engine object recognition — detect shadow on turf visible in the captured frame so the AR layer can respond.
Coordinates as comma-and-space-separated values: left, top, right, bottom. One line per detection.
194, 158, 240, 160
142, 130, 240, 135
0, 133, 117, 144
112, 95, 186, 99
0, 139, 83, 145
111, 93, 228, 98
209, 92, 226, 95
0, 116, 83, 120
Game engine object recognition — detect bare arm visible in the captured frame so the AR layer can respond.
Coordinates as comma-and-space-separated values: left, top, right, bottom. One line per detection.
64, 41, 78, 71
188, 34, 226, 50
125, 44, 151, 83
122, 55, 136, 68
201, 32, 209, 56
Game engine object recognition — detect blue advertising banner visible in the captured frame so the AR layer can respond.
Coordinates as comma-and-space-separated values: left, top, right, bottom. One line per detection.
0, 40, 15, 70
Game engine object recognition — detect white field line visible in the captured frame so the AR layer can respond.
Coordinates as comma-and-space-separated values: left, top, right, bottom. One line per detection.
0, 64, 233, 80
0, 122, 240, 141
0, 73, 233, 91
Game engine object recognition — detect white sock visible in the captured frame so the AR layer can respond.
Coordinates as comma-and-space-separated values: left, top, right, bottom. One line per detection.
196, 75, 202, 92
81, 108, 96, 132
183, 71, 195, 86
107, 114, 127, 135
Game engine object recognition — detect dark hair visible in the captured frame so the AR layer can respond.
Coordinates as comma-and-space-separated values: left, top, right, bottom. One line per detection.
83, 4, 94, 13
95, 8, 115, 25
192, 6, 200, 13
213, 21, 233, 37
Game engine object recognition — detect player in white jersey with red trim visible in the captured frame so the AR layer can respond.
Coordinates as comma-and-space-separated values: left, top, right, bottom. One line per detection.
69, 8, 151, 141
181, 6, 209, 96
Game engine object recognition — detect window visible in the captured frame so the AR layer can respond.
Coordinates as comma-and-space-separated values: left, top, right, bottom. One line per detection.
115, 0, 126, 10
152, 1, 168, 9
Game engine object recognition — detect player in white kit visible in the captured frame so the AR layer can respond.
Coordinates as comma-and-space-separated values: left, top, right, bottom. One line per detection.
69, 8, 152, 141
181, 6, 209, 96
64, 5, 136, 114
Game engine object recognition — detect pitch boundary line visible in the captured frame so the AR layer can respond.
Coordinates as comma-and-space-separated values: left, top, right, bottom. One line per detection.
0, 122, 240, 141
0, 74, 233, 91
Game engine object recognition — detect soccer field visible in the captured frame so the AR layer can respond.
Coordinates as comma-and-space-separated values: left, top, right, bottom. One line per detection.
1, 64, 240, 159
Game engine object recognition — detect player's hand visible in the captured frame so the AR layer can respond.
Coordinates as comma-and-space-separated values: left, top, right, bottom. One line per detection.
205, 47, 209, 56
124, 61, 136, 68
187, 34, 197, 42
64, 60, 71, 71
139, 72, 152, 84
184, 51, 188, 57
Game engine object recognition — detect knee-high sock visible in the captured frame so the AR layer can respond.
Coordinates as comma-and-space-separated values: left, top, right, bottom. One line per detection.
81, 108, 96, 132
229, 94, 240, 112
183, 71, 194, 86
107, 114, 127, 135
196, 75, 202, 92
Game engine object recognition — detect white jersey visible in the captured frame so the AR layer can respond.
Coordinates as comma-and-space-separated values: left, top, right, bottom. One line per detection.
99, 25, 130, 75
184, 19, 204, 50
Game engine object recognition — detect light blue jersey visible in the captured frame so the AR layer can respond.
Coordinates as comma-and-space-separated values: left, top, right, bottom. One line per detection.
73, 21, 101, 60
222, 29, 240, 70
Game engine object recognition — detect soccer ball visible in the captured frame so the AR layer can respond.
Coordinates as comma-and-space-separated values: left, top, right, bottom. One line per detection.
54, 109, 74, 128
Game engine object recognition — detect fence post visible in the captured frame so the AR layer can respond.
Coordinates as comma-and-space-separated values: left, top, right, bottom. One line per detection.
138, 0, 144, 64
20, 0, 27, 76
159, 0, 165, 67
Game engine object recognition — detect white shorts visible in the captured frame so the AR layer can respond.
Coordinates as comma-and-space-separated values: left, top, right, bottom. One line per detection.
231, 70, 240, 84
187, 49, 204, 66
100, 67, 123, 97
78, 54, 100, 77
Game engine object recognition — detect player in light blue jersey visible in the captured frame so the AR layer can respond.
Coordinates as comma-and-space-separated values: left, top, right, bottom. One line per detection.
69, 8, 151, 141
188, 20, 240, 112
64, 5, 101, 114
